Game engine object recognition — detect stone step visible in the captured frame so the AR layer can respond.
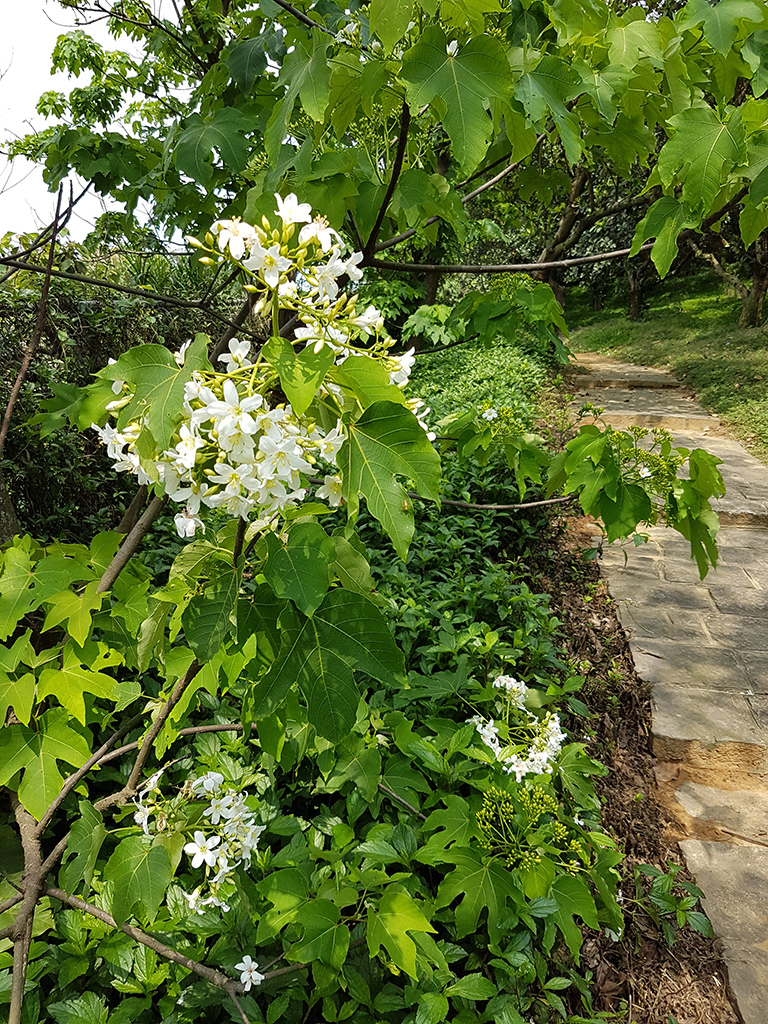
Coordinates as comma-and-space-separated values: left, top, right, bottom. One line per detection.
570, 386, 721, 433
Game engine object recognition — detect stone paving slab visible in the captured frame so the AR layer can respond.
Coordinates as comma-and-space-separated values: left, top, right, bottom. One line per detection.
678, 842, 768, 1024
573, 354, 768, 1023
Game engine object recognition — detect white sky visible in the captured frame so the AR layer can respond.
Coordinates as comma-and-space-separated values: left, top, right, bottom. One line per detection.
0, 0, 128, 240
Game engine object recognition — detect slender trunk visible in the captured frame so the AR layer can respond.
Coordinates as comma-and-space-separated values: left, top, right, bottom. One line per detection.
738, 266, 768, 327
0, 472, 19, 544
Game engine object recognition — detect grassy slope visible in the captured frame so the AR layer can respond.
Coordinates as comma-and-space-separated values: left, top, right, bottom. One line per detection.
567, 274, 768, 462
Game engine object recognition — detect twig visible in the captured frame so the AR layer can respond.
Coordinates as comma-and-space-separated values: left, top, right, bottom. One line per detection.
423, 494, 575, 511
97, 495, 168, 594
369, 243, 655, 274
210, 294, 257, 362
233, 518, 247, 566
0, 188, 63, 462
96, 658, 202, 810
0, 894, 23, 916
0, 183, 89, 286
378, 783, 427, 821
269, 0, 337, 37
364, 102, 411, 258
97, 722, 244, 767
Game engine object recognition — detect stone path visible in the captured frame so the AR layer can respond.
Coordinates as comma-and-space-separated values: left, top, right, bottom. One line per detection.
568, 354, 768, 1024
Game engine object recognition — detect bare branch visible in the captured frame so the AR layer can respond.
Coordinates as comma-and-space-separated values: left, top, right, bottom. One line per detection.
369, 242, 655, 275
97, 495, 168, 594
98, 722, 244, 767
269, 0, 338, 38
116, 484, 148, 534
96, 658, 202, 811
364, 103, 412, 258
409, 492, 576, 511
378, 783, 427, 821
9, 797, 42, 1024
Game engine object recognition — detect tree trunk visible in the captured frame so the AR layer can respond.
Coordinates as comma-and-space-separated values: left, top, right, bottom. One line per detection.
0, 472, 20, 544
738, 237, 768, 328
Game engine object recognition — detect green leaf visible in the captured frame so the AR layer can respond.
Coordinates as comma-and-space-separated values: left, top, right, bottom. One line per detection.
60, 801, 107, 894
630, 196, 697, 277
446, 974, 498, 1000
250, 589, 404, 740
38, 653, 118, 724
99, 339, 207, 452
181, 568, 240, 663
549, 874, 598, 960
679, 0, 764, 54
0, 670, 36, 727
256, 868, 311, 942
515, 54, 583, 164
226, 36, 267, 93
338, 401, 441, 560
175, 108, 253, 185
435, 850, 522, 940
288, 900, 350, 970
416, 993, 449, 1024
370, 0, 413, 51
597, 482, 652, 543
104, 836, 172, 927
331, 535, 376, 600
366, 886, 436, 979
328, 355, 406, 409
263, 523, 334, 616
42, 579, 103, 646
48, 992, 109, 1024
657, 107, 747, 218
415, 795, 476, 865
262, 335, 335, 416
0, 709, 93, 819
401, 27, 511, 172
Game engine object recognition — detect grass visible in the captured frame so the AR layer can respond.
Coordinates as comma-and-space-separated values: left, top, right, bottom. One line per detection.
566, 273, 768, 462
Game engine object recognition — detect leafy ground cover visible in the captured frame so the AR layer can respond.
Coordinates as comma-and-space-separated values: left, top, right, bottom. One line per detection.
567, 275, 768, 461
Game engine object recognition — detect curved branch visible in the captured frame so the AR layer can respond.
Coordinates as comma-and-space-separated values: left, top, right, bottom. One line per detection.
98, 495, 168, 594
364, 102, 412, 258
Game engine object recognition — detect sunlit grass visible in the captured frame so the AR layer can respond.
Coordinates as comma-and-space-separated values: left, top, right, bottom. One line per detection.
567, 276, 768, 461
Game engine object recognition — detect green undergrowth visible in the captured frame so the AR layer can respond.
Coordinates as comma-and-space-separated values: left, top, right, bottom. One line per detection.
567, 275, 768, 462
411, 338, 548, 426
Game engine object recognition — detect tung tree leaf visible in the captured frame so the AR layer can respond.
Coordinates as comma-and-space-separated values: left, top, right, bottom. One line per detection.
262, 334, 335, 415
400, 26, 511, 172
338, 401, 441, 560
181, 567, 240, 663
287, 899, 350, 970
630, 196, 697, 277
514, 54, 583, 164
435, 849, 523, 941
678, 0, 764, 55
262, 522, 335, 617
226, 36, 268, 93
657, 107, 747, 217
366, 886, 436, 978
175, 109, 253, 185
248, 588, 404, 741
104, 836, 172, 927
60, 801, 107, 894
369, 0, 414, 51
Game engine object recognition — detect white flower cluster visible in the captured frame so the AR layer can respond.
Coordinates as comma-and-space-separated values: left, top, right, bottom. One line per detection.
469, 673, 567, 783
93, 194, 428, 538
181, 771, 266, 915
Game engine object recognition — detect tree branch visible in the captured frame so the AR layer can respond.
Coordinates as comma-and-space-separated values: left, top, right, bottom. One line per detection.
378, 783, 427, 821
116, 484, 148, 534
97, 495, 168, 594
409, 492, 575, 511
364, 102, 411, 258
96, 658, 202, 811
97, 722, 244, 767
269, 0, 338, 37
0, 258, 258, 337
0, 188, 63, 462
9, 797, 42, 1024
369, 243, 655, 274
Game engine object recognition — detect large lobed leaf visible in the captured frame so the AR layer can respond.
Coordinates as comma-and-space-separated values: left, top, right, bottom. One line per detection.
338, 401, 441, 560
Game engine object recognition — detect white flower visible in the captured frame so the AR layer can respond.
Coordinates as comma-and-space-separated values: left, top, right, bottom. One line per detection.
212, 218, 257, 261
169, 424, 205, 471
315, 423, 345, 462
191, 772, 224, 796
446, 39, 459, 56
388, 348, 416, 387
316, 475, 343, 507
351, 304, 384, 336
274, 193, 312, 226
244, 240, 293, 287
174, 508, 205, 539
234, 954, 265, 992
204, 379, 264, 439
482, 408, 498, 421
133, 806, 150, 834
174, 339, 192, 367
184, 830, 221, 869
209, 461, 261, 497
299, 214, 341, 252
344, 250, 364, 282
184, 888, 206, 916
217, 338, 252, 373
638, 465, 652, 479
